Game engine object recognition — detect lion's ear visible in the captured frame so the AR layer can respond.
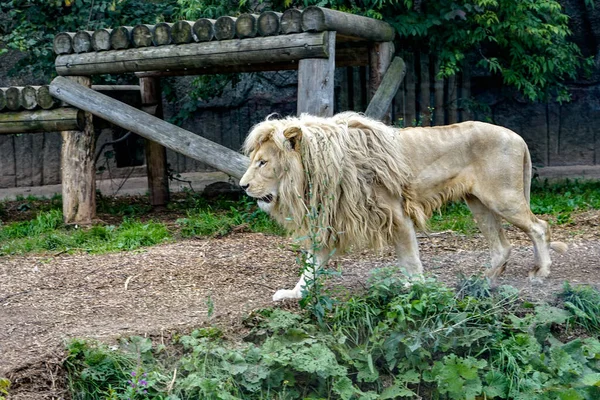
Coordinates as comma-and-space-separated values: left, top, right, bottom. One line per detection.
283, 126, 302, 151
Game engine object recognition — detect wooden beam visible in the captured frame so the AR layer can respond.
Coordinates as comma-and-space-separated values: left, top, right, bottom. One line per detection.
0, 108, 84, 134
302, 6, 395, 42
140, 77, 169, 207
365, 57, 406, 121
55, 32, 331, 76
369, 42, 394, 123
297, 31, 336, 116
50, 76, 250, 178
60, 76, 96, 225
133, 44, 368, 77
418, 52, 431, 126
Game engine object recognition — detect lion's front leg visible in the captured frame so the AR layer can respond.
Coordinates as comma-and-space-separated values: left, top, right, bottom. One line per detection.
273, 248, 331, 301
394, 211, 423, 276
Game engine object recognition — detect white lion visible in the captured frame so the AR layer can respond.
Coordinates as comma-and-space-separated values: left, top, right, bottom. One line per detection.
239, 112, 567, 301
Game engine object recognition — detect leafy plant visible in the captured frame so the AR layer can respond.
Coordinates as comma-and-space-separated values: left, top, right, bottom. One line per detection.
560, 282, 600, 333
64, 273, 600, 399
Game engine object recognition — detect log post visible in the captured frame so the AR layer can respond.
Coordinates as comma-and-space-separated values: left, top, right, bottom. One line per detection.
461, 67, 472, 121
365, 57, 406, 121
404, 53, 416, 127
297, 31, 336, 117
5, 87, 20, 111
20, 86, 38, 110
139, 77, 169, 207
53, 32, 74, 54
433, 58, 445, 126
368, 41, 394, 123
60, 76, 96, 225
418, 52, 431, 126
447, 73, 458, 124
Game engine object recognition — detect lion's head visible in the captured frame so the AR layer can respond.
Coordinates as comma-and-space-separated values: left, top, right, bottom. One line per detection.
240, 112, 413, 252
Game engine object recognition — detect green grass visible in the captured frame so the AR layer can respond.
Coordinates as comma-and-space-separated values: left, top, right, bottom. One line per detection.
0, 180, 597, 254
560, 282, 600, 333
59, 273, 600, 400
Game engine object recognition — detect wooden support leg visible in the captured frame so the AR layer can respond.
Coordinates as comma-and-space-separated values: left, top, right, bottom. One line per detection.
60, 76, 96, 225
139, 76, 169, 207
297, 31, 336, 117
368, 41, 394, 123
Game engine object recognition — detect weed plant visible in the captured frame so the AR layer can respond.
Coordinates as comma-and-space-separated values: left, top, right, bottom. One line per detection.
63, 273, 600, 400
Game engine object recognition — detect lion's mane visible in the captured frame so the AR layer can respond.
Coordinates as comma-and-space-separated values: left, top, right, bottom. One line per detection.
243, 112, 420, 252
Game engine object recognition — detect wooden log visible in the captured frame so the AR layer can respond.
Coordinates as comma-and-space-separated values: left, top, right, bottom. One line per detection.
56, 32, 331, 76
214, 16, 236, 40
193, 18, 215, 42
171, 20, 195, 44
5, 87, 21, 111
0, 89, 6, 111
447, 73, 458, 124
110, 26, 133, 49
0, 108, 84, 134
36, 85, 57, 109
365, 57, 406, 122
368, 42, 394, 123
281, 9, 302, 34
418, 52, 431, 126
461, 67, 472, 120
297, 31, 336, 117
404, 53, 416, 126
53, 32, 74, 54
236, 13, 259, 39
132, 24, 154, 47
92, 28, 112, 51
139, 76, 169, 206
60, 77, 96, 225
152, 22, 173, 46
302, 6, 395, 42
134, 45, 368, 77
433, 58, 444, 125
91, 85, 141, 92
50, 76, 250, 178
20, 86, 38, 110
73, 31, 93, 53
258, 11, 281, 36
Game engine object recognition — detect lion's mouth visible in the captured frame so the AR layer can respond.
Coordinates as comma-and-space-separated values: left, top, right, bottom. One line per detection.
257, 194, 274, 204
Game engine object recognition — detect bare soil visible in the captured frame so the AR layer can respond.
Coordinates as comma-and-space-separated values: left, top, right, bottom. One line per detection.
1, 210, 599, 399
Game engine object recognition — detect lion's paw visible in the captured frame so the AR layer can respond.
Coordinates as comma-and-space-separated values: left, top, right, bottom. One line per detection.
273, 289, 302, 301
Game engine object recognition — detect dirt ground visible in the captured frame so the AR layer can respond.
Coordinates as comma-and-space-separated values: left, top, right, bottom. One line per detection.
1, 209, 599, 399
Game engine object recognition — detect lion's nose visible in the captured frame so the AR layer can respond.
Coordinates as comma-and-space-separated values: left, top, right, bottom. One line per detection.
240, 184, 249, 191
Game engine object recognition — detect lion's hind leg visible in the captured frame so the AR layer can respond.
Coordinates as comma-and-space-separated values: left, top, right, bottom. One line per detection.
465, 196, 512, 280
481, 195, 558, 281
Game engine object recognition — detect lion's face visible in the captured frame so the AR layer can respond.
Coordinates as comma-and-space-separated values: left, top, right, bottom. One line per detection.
239, 141, 284, 213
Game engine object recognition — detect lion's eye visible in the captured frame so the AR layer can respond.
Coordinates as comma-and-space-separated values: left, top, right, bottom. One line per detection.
258, 160, 267, 167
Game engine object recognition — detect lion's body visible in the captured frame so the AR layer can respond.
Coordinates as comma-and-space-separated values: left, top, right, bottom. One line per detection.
239, 112, 567, 301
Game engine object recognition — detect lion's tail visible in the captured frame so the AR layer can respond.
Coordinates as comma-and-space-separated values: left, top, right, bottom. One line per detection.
550, 241, 569, 254
523, 141, 532, 205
